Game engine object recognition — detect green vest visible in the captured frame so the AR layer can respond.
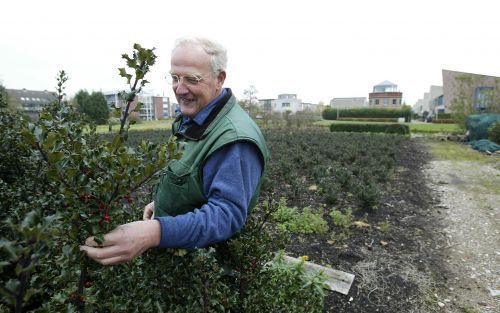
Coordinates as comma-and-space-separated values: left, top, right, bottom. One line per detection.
154, 91, 268, 217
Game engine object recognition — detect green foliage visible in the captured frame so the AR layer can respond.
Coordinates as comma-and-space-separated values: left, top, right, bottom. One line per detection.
0, 84, 22, 112
262, 130, 401, 210
488, 121, 500, 144
0, 46, 180, 312
338, 117, 398, 122
378, 221, 390, 233
323, 106, 412, 121
329, 122, 410, 135
329, 207, 353, 229
74, 90, 110, 124
239, 252, 326, 313
0, 84, 10, 109
435, 112, 454, 119
431, 118, 458, 124
329, 207, 353, 242
271, 198, 329, 234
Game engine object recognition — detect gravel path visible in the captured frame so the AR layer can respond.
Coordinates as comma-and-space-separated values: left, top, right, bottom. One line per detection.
426, 159, 500, 313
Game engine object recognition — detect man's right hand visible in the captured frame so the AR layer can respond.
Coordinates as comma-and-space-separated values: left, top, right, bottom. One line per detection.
143, 201, 155, 220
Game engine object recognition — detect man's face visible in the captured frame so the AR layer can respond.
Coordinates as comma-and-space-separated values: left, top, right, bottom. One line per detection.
170, 44, 226, 119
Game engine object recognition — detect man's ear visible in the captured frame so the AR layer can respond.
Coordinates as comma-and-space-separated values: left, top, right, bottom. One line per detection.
216, 71, 226, 89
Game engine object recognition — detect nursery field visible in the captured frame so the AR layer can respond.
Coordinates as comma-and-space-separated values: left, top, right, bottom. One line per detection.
122, 128, 452, 312
261, 129, 439, 312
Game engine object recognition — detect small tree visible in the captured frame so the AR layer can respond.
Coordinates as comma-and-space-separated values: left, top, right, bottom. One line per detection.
74, 90, 110, 124
243, 85, 258, 108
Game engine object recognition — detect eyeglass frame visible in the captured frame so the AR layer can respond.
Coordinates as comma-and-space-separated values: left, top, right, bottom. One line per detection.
166, 72, 213, 87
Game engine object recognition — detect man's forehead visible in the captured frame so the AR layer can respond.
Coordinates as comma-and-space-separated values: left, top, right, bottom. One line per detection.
171, 45, 211, 70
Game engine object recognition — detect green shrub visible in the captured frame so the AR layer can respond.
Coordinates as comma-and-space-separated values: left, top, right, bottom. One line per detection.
272, 198, 329, 234
432, 119, 458, 124
329, 207, 353, 229
329, 123, 409, 135
489, 121, 500, 144
435, 113, 453, 119
323, 107, 412, 121
338, 117, 399, 122
241, 252, 326, 312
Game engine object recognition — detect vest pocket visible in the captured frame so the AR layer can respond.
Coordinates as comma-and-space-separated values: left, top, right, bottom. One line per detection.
163, 160, 190, 188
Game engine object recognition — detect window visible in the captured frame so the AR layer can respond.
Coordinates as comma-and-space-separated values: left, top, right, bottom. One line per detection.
282, 102, 290, 108
375, 99, 379, 105
392, 99, 396, 105
474, 86, 495, 111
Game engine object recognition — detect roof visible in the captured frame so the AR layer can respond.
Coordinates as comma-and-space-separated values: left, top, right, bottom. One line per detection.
375, 80, 397, 87
7, 88, 57, 104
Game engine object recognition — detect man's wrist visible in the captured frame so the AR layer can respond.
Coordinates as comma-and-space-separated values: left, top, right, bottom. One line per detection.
146, 219, 161, 248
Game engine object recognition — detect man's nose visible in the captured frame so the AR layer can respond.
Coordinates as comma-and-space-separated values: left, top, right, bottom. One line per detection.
173, 81, 189, 94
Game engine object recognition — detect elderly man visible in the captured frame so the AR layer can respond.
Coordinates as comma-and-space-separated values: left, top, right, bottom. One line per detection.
81, 37, 268, 265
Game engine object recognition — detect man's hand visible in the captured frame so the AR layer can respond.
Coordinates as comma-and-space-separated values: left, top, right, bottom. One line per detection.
143, 201, 155, 220
80, 220, 160, 265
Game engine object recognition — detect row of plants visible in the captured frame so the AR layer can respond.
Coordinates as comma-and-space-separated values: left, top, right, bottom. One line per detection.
329, 123, 410, 135
322, 107, 412, 121
431, 119, 458, 124
337, 117, 399, 122
260, 129, 405, 210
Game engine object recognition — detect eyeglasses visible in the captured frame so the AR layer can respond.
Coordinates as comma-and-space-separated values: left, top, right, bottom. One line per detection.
166, 73, 209, 86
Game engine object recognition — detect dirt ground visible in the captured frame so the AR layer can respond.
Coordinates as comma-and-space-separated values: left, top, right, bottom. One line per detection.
285, 138, 500, 313
424, 149, 500, 313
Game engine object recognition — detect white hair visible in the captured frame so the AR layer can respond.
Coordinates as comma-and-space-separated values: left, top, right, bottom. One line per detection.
173, 37, 228, 75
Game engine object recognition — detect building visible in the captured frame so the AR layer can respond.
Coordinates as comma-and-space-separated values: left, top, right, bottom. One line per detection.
368, 81, 403, 107
6, 88, 58, 120
330, 97, 367, 109
442, 69, 500, 113
103, 90, 171, 120
258, 94, 306, 113
413, 70, 500, 117
413, 85, 443, 118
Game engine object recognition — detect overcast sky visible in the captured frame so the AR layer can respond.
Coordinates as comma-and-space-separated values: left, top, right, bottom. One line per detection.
1, 0, 499, 105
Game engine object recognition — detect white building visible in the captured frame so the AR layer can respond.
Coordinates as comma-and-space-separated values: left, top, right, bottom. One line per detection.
103, 90, 170, 121
258, 94, 305, 113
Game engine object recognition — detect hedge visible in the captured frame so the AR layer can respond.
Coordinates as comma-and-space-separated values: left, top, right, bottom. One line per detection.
338, 117, 399, 123
323, 107, 412, 121
329, 123, 410, 135
435, 113, 454, 119
432, 119, 458, 124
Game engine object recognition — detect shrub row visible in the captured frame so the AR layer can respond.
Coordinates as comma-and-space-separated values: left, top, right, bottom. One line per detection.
432, 119, 458, 124
338, 117, 399, 122
329, 123, 410, 135
435, 113, 454, 119
323, 107, 412, 121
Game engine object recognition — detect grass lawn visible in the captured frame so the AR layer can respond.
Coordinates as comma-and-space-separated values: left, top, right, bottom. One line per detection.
427, 141, 499, 164
314, 120, 463, 135
96, 119, 173, 133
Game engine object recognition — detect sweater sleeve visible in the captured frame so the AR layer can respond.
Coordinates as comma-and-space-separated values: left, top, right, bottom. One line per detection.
155, 140, 263, 249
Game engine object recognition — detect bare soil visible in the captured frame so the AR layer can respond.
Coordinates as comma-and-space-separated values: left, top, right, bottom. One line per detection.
284, 138, 500, 313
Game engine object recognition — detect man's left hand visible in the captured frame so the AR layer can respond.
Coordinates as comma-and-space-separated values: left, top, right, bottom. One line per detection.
80, 220, 161, 265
